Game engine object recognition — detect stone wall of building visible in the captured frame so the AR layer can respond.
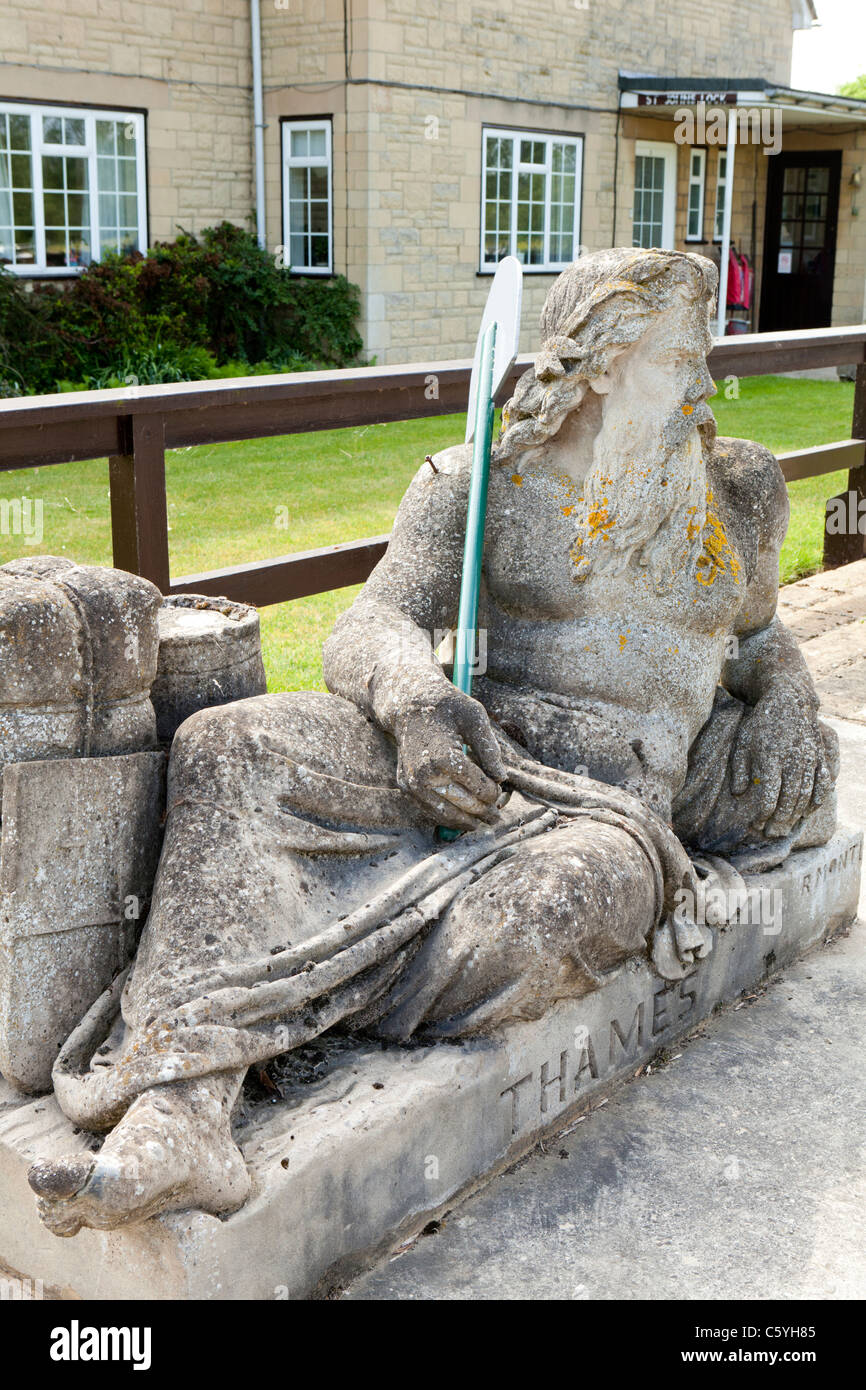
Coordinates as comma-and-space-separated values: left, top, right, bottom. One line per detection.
259, 0, 804, 361
0, 0, 254, 243
7, 0, 862, 366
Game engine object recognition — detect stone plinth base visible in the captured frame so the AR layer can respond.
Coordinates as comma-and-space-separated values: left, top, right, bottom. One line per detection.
0, 829, 860, 1300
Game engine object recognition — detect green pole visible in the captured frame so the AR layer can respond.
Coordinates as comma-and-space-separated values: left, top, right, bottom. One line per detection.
439, 320, 497, 840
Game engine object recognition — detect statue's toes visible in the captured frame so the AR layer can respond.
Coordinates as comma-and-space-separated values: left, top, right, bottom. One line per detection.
27, 1155, 95, 1201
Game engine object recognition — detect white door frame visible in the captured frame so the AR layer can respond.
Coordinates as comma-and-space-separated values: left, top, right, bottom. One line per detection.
634, 140, 677, 250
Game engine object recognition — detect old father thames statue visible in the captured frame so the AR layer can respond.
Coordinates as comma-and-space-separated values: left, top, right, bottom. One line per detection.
29, 248, 838, 1234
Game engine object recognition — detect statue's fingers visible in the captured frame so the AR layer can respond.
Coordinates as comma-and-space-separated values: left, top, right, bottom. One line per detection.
811, 750, 833, 810
793, 745, 819, 822
754, 762, 782, 824
411, 782, 479, 831
441, 748, 500, 806
430, 779, 497, 822
773, 760, 808, 830
458, 703, 507, 784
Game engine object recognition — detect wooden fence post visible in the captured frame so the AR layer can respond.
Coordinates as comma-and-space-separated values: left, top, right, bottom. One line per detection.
823, 363, 866, 570
108, 414, 171, 593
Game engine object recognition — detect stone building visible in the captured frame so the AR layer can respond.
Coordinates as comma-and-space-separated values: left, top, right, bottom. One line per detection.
1, 0, 865, 363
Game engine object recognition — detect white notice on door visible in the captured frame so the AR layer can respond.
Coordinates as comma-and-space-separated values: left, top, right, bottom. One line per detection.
777, 251, 793, 274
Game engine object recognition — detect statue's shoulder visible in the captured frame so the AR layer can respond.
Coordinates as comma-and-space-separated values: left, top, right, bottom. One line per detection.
401, 442, 473, 512
426, 442, 474, 480
709, 435, 788, 548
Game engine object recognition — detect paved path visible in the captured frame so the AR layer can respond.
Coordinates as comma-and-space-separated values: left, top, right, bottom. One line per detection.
345, 563, 866, 1301
778, 559, 866, 723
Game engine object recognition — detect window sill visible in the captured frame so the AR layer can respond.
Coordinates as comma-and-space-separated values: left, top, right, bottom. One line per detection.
5, 266, 86, 278
477, 267, 564, 277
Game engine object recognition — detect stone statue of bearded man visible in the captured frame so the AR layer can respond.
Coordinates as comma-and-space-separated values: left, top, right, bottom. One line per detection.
28, 247, 838, 1235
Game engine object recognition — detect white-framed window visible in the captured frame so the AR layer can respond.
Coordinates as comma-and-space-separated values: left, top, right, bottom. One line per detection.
686, 147, 706, 241
481, 127, 582, 272
632, 141, 676, 250
281, 119, 332, 275
0, 102, 147, 275
714, 150, 728, 240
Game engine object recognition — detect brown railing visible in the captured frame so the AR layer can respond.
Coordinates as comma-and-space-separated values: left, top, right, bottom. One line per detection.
0, 325, 865, 601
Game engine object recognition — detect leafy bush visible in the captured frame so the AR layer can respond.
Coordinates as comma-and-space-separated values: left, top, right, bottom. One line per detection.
0, 223, 363, 394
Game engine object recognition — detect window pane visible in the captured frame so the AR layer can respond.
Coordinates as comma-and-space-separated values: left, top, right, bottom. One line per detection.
10, 153, 31, 187
64, 118, 85, 145
96, 121, 116, 156
291, 130, 308, 157
289, 167, 306, 199
97, 155, 117, 192
290, 199, 309, 235
308, 129, 326, 157
117, 123, 136, 156
15, 228, 35, 263
309, 167, 327, 199
9, 114, 30, 150
45, 231, 66, 265
0, 229, 13, 264
289, 232, 306, 266
43, 191, 65, 224
311, 234, 328, 265
43, 115, 63, 143
42, 155, 64, 189
12, 191, 32, 224
806, 166, 829, 193
66, 192, 87, 224
783, 166, 805, 193
118, 159, 137, 192
802, 220, 824, 246
68, 229, 91, 265
66, 158, 87, 191
310, 201, 328, 233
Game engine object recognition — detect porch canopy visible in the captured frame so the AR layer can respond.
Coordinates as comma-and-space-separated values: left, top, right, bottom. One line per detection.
618, 74, 866, 334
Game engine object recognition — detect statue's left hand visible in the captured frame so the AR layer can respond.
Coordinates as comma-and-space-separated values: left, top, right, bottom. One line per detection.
729, 682, 833, 836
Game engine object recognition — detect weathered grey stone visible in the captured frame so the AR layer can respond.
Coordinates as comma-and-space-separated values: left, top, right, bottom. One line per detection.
150, 594, 267, 744
19, 249, 860, 1243
0, 752, 165, 1094
0, 557, 160, 771
0, 828, 858, 1299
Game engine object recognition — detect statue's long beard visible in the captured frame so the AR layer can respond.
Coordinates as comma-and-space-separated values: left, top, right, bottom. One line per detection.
571, 405, 714, 593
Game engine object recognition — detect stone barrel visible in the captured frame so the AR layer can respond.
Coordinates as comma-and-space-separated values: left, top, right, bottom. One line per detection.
151, 594, 268, 743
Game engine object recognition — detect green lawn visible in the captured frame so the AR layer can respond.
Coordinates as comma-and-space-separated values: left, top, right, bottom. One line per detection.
0, 374, 855, 692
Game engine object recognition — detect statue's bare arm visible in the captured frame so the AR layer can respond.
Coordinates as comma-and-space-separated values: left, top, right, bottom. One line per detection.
323, 448, 506, 829
720, 440, 832, 833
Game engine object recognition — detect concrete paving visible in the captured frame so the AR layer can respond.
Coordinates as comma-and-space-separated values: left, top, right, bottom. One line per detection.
343, 618, 866, 1299
778, 559, 866, 724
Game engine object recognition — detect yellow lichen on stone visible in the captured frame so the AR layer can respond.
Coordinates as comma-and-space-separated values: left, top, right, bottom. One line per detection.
511, 474, 523, 487
696, 490, 741, 588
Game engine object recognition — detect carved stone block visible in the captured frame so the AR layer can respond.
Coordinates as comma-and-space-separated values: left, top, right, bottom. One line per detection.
0, 752, 165, 1094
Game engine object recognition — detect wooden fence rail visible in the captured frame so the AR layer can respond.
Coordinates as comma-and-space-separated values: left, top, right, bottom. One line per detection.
0, 324, 864, 602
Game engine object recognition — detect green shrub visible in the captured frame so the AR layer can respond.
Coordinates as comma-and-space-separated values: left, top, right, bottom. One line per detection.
0, 224, 363, 394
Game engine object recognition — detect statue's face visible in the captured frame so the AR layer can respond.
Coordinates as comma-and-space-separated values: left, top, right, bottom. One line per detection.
606, 289, 715, 430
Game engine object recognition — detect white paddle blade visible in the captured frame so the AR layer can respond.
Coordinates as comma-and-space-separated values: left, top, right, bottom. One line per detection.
465, 255, 523, 444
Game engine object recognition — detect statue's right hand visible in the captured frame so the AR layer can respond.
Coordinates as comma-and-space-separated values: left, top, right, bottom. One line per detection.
393, 687, 507, 830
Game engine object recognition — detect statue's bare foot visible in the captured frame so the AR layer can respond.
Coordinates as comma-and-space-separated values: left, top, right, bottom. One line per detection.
27, 1078, 249, 1237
